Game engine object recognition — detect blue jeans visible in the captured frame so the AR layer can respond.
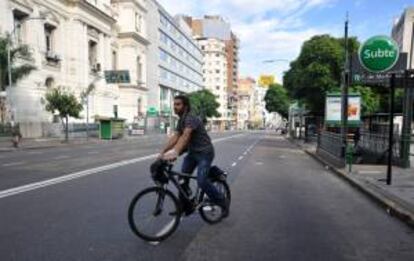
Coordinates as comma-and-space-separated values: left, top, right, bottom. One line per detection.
181, 150, 224, 203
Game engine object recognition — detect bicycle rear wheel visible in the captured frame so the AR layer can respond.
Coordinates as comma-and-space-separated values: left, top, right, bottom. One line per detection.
199, 180, 231, 224
128, 187, 181, 242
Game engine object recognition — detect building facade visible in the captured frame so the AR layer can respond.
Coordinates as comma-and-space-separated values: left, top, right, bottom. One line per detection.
146, 0, 203, 132
184, 15, 240, 129
112, 0, 149, 123
0, 0, 151, 137
237, 77, 255, 130
198, 38, 228, 130
392, 7, 414, 64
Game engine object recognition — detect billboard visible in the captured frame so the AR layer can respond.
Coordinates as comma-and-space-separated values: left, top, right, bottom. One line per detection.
325, 93, 361, 127
258, 75, 275, 87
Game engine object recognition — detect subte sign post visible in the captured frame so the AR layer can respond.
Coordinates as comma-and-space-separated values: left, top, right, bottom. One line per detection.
358, 35, 400, 185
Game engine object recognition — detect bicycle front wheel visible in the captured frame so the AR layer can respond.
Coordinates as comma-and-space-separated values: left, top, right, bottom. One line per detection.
128, 187, 181, 242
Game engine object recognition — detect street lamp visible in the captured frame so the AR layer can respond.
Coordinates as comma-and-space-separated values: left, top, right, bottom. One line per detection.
262, 59, 290, 63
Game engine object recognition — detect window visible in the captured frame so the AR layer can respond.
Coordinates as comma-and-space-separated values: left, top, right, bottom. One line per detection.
160, 15, 168, 27
13, 11, 28, 45
44, 24, 56, 53
135, 13, 142, 32
160, 32, 168, 44
160, 69, 167, 79
112, 51, 117, 70
88, 40, 98, 71
137, 56, 143, 82
216, 86, 220, 90
215, 69, 220, 74
159, 49, 167, 61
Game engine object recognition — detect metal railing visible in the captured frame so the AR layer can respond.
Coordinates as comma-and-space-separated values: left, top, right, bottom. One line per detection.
358, 131, 401, 160
318, 131, 343, 158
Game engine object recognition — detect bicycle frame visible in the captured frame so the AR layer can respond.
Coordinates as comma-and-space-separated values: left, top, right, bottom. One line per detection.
162, 164, 202, 205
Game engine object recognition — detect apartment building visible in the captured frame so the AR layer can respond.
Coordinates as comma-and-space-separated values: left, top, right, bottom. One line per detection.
146, 0, 203, 131
184, 15, 240, 129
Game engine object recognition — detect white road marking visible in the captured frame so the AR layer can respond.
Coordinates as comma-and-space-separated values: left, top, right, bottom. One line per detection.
231, 162, 237, 167
243, 152, 247, 155
2, 161, 25, 167
238, 156, 243, 160
0, 133, 244, 199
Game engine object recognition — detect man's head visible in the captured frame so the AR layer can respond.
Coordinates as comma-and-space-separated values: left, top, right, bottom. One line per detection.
174, 95, 191, 116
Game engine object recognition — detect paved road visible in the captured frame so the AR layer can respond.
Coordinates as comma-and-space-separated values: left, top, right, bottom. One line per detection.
0, 133, 414, 260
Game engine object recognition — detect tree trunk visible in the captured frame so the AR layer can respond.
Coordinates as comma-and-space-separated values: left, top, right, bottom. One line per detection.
0, 97, 5, 124
65, 115, 69, 143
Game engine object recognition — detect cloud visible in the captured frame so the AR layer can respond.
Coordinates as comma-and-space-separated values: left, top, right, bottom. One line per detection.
156, 0, 336, 82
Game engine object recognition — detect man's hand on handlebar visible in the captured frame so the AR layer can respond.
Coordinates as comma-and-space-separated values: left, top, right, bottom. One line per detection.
162, 148, 178, 161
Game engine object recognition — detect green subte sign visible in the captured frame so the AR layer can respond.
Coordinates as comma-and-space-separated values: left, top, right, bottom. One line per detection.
359, 35, 399, 73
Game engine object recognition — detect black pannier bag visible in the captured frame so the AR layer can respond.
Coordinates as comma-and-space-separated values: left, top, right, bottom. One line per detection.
208, 166, 227, 181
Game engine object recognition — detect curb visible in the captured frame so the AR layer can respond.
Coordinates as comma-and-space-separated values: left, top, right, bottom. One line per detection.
304, 148, 414, 228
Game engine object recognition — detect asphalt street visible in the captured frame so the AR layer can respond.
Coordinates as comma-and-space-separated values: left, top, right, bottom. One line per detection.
0, 132, 414, 261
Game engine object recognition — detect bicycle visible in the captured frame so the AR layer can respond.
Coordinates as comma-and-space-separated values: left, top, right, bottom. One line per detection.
128, 160, 231, 242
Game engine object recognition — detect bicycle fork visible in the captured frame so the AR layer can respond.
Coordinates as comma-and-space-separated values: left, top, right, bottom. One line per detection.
153, 189, 166, 216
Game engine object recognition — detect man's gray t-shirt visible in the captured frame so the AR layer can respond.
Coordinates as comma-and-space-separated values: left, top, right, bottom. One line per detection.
176, 114, 213, 153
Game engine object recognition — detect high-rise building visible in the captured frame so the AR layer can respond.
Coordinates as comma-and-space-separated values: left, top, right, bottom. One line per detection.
198, 38, 228, 130
392, 7, 414, 161
392, 7, 414, 67
237, 77, 255, 130
146, 1, 203, 132
184, 15, 240, 130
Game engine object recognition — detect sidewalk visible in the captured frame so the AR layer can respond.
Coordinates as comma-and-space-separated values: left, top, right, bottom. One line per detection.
0, 130, 242, 152
290, 137, 414, 227
0, 133, 168, 152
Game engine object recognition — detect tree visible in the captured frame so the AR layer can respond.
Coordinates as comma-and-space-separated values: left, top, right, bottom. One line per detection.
0, 35, 36, 122
264, 83, 290, 119
284, 35, 360, 114
44, 88, 83, 142
188, 90, 220, 123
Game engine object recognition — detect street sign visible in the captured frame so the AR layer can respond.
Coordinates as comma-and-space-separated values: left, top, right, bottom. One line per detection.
359, 36, 400, 73
104, 70, 130, 84
351, 53, 408, 87
147, 107, 158, 117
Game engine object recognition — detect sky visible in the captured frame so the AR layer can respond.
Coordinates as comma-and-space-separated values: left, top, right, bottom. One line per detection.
157, 0, 413, 83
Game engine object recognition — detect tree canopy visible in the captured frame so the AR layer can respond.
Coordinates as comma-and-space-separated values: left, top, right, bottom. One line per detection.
264, 83, 290, 119
188, 89, 220, 122
45, 88, 83, 141
284, 34, 359, 114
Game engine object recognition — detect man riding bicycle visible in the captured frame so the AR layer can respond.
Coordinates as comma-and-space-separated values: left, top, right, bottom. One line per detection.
159, 95, 228, 216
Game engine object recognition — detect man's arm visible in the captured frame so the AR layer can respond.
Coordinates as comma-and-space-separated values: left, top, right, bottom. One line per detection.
173, 127, 192, 155
162, 128, 192, 160
160, 133, 179, 156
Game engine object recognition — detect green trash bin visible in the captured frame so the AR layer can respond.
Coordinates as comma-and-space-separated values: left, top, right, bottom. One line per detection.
99, 118, 125, 140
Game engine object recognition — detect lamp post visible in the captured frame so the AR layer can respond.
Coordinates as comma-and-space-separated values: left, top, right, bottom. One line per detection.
261, 58, 291, 131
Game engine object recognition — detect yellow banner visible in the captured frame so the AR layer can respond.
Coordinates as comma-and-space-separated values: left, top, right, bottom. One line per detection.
258, 75, 275, 87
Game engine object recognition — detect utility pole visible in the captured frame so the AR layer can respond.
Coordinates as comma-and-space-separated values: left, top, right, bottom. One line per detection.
341, 13, 350, 158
